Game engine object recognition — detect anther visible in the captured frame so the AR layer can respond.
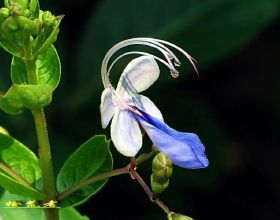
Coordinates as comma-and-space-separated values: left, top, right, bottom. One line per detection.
170, 69, 179, 78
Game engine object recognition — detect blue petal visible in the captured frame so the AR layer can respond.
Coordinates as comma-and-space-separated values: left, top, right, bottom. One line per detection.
130, 108, 209, 169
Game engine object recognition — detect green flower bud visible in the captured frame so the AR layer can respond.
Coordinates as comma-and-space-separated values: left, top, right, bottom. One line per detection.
2, 16, 18, 32
0, 8, 10, 22
152, 152, 173, 183
22, 9, 31, 17
15, 15, 39, 35
7, 0, 29, 10
0, 126, 9, 136
42, 11, 55, 27
167, 213, 194, 220
151, 174, 169, 194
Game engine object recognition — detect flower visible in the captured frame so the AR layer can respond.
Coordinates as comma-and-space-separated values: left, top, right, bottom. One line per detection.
100, 38, 208, 169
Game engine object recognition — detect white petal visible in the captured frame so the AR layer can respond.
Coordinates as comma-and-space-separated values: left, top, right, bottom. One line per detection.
129, 94, 163, 121
100, 88, 115, 129
116, 56, 159, 96
111, 109, 142, 157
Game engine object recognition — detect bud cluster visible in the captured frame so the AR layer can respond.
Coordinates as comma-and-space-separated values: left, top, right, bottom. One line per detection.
0, 0, 62, 58
151, 152, 173, 194
167, 212, 194, 220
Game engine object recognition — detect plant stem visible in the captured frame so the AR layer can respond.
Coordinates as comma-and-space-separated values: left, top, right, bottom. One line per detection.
32, 108, 58, 220
57, 166, 130, 201
25, 58, 58, 220
129, 168, 170, 214
0, 162, 33, 188
24, 58, 38, 85
32, 109, 56, 199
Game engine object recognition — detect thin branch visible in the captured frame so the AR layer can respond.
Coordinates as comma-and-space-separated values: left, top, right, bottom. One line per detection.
129, 167, 171, 214
0, 162, 33, 188
57, 166, 130, 201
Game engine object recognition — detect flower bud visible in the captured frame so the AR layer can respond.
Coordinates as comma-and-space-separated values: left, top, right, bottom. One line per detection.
152, 152, 173, 183
0, 8, 10, 22
151, 174, 169, 194
7, 0, 29, 11
167, 213, 193, 220
42, 11, 55, 27
15, 15, 39, 35
2, 16, 18, 32
22, 9, 31, 17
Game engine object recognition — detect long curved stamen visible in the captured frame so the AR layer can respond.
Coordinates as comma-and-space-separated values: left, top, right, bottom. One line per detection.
101, 37, 198, 89
107, 51, 171, 78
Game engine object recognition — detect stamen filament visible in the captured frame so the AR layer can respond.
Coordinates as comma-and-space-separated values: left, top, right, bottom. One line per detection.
101, 37, 198, 89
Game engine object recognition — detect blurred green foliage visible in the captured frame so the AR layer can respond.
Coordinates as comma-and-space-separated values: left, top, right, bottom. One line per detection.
1, 0, 280, 219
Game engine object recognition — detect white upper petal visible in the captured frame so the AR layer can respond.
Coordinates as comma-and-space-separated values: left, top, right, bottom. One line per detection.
110, 109, 142, 157
116, 56, 160, 97
100, 88, 116, 129
129, 94, 163, 121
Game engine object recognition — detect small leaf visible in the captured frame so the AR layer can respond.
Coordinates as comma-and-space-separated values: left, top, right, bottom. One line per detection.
30, 0, 40, 18
0, 133, 43, 198
57, 135, 113, 207
0, 85, 25, 115
11, 45, 61, 90
34, 15, 63, 56
0, 191, 89, 220
0, 33, 23, 57
14, 84, 53, 109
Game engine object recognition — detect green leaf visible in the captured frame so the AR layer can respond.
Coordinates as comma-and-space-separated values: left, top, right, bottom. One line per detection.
0, 172, 43, 199
0, 85, 25, 115
57, 135, 113, 207
30, 0, 40, 18
34, 15, 63, 56
0, 191, 89, 220
0, 84, 52, 114
60, 206, 90, 220
0, 191, 44, 220
70, 0, 280, 109
11, 45, 61, 90
0, 34, 22, 57
14, 84, 52, 109
0, 133, 43, 199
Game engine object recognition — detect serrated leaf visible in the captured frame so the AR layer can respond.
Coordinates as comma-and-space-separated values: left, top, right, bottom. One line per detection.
11, 45, 61, 90
57, 135, 113, 207
0, 133, 43, 199
0, 191, 89, 220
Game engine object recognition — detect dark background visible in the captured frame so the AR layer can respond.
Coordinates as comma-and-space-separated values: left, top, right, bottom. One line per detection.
1, 0, 280, 219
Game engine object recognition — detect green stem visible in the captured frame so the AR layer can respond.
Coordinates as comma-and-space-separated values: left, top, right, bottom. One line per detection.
24, 58, 58, 220
57, 166, 130, 201
24, 58, 38, 84
0, 162, 33, 188
32, 108, 58, 220
32, 109, 56, 199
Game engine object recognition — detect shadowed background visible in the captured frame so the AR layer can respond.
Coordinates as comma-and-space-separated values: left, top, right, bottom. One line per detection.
1, 0, 280, 219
